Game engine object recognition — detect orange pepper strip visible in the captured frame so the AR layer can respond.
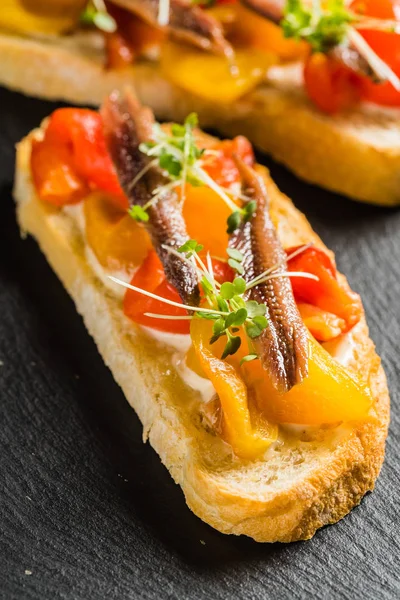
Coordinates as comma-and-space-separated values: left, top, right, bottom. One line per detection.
84, 192, 151, 270
244, 335, 373, 425
183, 187, 231, 259
287, 246, 363, 332
191, 319, 277, 459
297, 303, 347, 343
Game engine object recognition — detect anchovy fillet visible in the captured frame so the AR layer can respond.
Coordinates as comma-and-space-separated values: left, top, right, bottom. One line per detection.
111, 0, 233, 57
101, 90, 200, 306
230, 159, 309, 393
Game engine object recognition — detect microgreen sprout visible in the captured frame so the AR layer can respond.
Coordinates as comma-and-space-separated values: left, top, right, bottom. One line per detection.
157, 0, 170, 26
128, 205, 149, 223
282, 0, 354, 53
178, 243, 268, 360
80, 0, 116, 32
177, 239, 204, 258
128, 113, 257, 232
109, 242, 318, 364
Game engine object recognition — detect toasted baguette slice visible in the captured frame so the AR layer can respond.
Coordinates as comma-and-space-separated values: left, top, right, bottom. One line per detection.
14, 125, 389, 543
3, 30, 400, 206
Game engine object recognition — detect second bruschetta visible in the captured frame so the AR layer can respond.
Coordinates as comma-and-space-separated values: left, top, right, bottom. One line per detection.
3, 0, 400, 205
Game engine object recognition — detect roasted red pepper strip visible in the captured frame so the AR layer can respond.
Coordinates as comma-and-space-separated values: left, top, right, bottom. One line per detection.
287, 245, 362, 334
201, 135, 254, 187
123, 250, 233, 334
123, 251, 189, 334
44, 109, 128, 208
30, 138, 89, 206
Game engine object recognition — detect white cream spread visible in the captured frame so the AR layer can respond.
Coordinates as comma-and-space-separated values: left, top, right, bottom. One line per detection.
85, 246, 133, 300
323, 329, 358, 368
63, 203, 85, 235
141, 327, 192, 354
173, 353, 216, 403
63, 203, 134, 299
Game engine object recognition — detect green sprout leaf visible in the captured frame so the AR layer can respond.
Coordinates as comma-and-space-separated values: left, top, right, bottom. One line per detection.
253, 315, 268, 329
200, 275, 214, 297
213, 318, 226, 336
227, 211, 242, 234
243, 200, 257, 222
220, 281, 236, 300
233, 277, 246, 295
221, 335, 242, 360
178, 239, 204, 258
246, 315, 268, 339
225, 308, 248, 328
228, 258, 244, 275
128, 205, 149, 223
171, 123, 186, 137
245, 301, 267, 318
159, 151, 182, 178
196, 312, 221, 321
227, 248, 244, 262
80, 4, 117, 32
240, 354, 258, 366
185, 112, 198, 129
217, 296, 229, 313
281, 0, 354, 53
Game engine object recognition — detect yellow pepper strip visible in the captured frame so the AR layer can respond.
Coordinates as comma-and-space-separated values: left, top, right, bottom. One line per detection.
190, 318, 277, 460
244, 335, 373, 425
160, 41, 277, 104
1, 0, 86, 35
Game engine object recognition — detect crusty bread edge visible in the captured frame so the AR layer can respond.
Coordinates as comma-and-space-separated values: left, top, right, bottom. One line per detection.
13, 131, 390, 543
2, 31, 400, 206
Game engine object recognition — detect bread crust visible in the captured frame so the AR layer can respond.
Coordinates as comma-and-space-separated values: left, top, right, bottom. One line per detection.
2, 30, 400, 206
13, 129, 390, 543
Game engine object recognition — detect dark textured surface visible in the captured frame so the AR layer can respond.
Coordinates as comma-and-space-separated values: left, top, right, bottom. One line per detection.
0, 87, 399, 600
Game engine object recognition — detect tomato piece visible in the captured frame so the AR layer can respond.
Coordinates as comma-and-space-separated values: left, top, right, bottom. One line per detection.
45, 109, 127, 208
350, 1, 400, 106
30, 138, 89, 206
212, 258, 235, 284
304, 53, 363, 114
287, 246, 362, 331
350, 0, 400, 19
123, 251, 190, 334
359, 30, 400, 106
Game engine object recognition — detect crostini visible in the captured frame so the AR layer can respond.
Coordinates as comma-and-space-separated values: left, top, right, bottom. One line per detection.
3, 0, 400, 205
14, 90, 389, 542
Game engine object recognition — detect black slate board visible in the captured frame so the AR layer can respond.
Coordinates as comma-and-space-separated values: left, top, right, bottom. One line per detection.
0, 87, 399, 600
